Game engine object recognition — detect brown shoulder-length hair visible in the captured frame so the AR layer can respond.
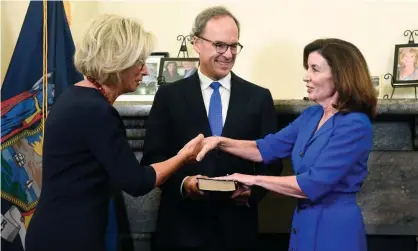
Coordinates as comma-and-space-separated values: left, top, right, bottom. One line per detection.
303, 38, 377, 119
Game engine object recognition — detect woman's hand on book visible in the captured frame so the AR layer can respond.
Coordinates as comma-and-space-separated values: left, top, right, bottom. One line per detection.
213, 173, 256, 187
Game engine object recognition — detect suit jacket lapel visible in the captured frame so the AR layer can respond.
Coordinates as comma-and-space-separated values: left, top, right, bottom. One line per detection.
183, 72, 212, 137
221, 72, 248, 137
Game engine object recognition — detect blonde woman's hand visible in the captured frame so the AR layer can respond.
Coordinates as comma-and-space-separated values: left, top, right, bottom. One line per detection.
178, 134, 204, 162
196, 136, 221, 162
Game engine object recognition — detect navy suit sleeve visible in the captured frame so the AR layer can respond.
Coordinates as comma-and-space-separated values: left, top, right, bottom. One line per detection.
296, 114, 373, 202
84, 104, 156, 197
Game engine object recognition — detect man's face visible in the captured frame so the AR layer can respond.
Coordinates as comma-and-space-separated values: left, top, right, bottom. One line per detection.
193, 16, 239, 80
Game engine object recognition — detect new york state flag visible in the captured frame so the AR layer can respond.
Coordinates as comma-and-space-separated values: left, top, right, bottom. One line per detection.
1, 1, 82, 250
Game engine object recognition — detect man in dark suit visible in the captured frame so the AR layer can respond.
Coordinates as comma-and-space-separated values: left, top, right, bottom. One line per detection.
140, 6, 282, 251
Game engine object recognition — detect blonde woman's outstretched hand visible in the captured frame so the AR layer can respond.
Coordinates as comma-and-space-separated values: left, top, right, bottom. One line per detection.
196, 136, 220, 161
178, 134, 204, 162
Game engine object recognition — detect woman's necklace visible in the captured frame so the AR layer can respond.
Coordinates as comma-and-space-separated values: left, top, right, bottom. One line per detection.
86, 76, 112, 104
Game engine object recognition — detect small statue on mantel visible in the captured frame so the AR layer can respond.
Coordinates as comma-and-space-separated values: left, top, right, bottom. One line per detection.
177, 34, 192, 58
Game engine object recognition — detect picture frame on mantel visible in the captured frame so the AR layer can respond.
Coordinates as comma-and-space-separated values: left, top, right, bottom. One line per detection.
371, 75, 382, 98
383, 30, 418, 99
116, 52, 169, 102
393, 44, 418, 83
158, 57, 199, 84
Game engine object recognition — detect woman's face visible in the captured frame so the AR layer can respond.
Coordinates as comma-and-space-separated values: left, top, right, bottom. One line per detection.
167, 63, 176, 72
402, 52, 416, 68
304, 51, 337, 103
120, 63, 149, 93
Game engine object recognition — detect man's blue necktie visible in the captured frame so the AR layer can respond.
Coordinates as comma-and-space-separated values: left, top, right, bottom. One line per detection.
208, 82, 223, 136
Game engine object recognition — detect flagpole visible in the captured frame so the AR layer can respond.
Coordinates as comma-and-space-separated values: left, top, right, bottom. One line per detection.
63, 1, 71, 26
42, 0, 48, 141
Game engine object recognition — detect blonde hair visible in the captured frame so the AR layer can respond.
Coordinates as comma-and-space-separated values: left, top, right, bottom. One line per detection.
74, 14, 155, 86
398, 47, 418, 68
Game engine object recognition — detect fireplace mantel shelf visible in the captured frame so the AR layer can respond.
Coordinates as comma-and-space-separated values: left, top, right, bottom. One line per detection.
114, 99, 417, 116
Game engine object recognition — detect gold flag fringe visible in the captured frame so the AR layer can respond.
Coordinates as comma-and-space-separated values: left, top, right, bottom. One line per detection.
63, 1, 71, 26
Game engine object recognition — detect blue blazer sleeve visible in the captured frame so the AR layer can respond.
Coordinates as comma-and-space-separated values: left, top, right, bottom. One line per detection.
296, 113, 373, 202
255, 107, 310, 164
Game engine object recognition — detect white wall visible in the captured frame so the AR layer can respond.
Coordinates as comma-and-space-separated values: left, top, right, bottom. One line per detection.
2, 0, 418, 99
1, 1, 29, 85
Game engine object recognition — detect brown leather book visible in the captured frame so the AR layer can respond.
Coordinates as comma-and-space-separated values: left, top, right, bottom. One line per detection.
197, 178, 237, 192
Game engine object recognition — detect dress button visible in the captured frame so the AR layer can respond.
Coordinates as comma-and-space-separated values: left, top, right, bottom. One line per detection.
292, 228, 297, 234
299, 151, 304, 157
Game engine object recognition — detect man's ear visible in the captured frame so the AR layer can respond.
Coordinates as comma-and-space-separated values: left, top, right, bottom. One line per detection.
193, 37, 200, 54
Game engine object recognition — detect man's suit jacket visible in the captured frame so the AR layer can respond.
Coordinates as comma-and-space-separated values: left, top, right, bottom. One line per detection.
140, 72, 282, 249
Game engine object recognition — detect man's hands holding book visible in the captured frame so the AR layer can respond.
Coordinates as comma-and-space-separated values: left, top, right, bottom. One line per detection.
190, 174, 253, 206
188, 136, 254, 205
212, 173, 256, 205
183, 175, 207, 199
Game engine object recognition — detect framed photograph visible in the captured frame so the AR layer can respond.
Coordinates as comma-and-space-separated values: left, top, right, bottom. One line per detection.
371, 75, 381, 98
151, 52, 169, 57
392, 44, 418, 84
116, 54, 167, 102
159, 57, 200, 84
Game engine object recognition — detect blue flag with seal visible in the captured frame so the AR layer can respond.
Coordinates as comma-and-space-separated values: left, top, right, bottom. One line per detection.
1, 1, 118, 250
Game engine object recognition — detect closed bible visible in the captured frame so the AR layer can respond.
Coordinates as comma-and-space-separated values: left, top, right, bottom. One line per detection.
197, 178, 237, 200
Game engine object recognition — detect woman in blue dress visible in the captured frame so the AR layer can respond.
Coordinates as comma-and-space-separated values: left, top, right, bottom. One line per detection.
196, 38, 377, 251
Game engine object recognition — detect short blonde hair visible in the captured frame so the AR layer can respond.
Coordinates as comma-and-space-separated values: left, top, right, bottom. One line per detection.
398, 47, 418, 68
74, 14, 155, 85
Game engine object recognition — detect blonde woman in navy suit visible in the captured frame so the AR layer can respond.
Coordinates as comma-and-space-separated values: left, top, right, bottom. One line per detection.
196, 38, 377, 251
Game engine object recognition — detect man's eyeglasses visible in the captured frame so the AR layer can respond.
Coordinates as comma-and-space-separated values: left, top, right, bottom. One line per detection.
196, 36, 243, 55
